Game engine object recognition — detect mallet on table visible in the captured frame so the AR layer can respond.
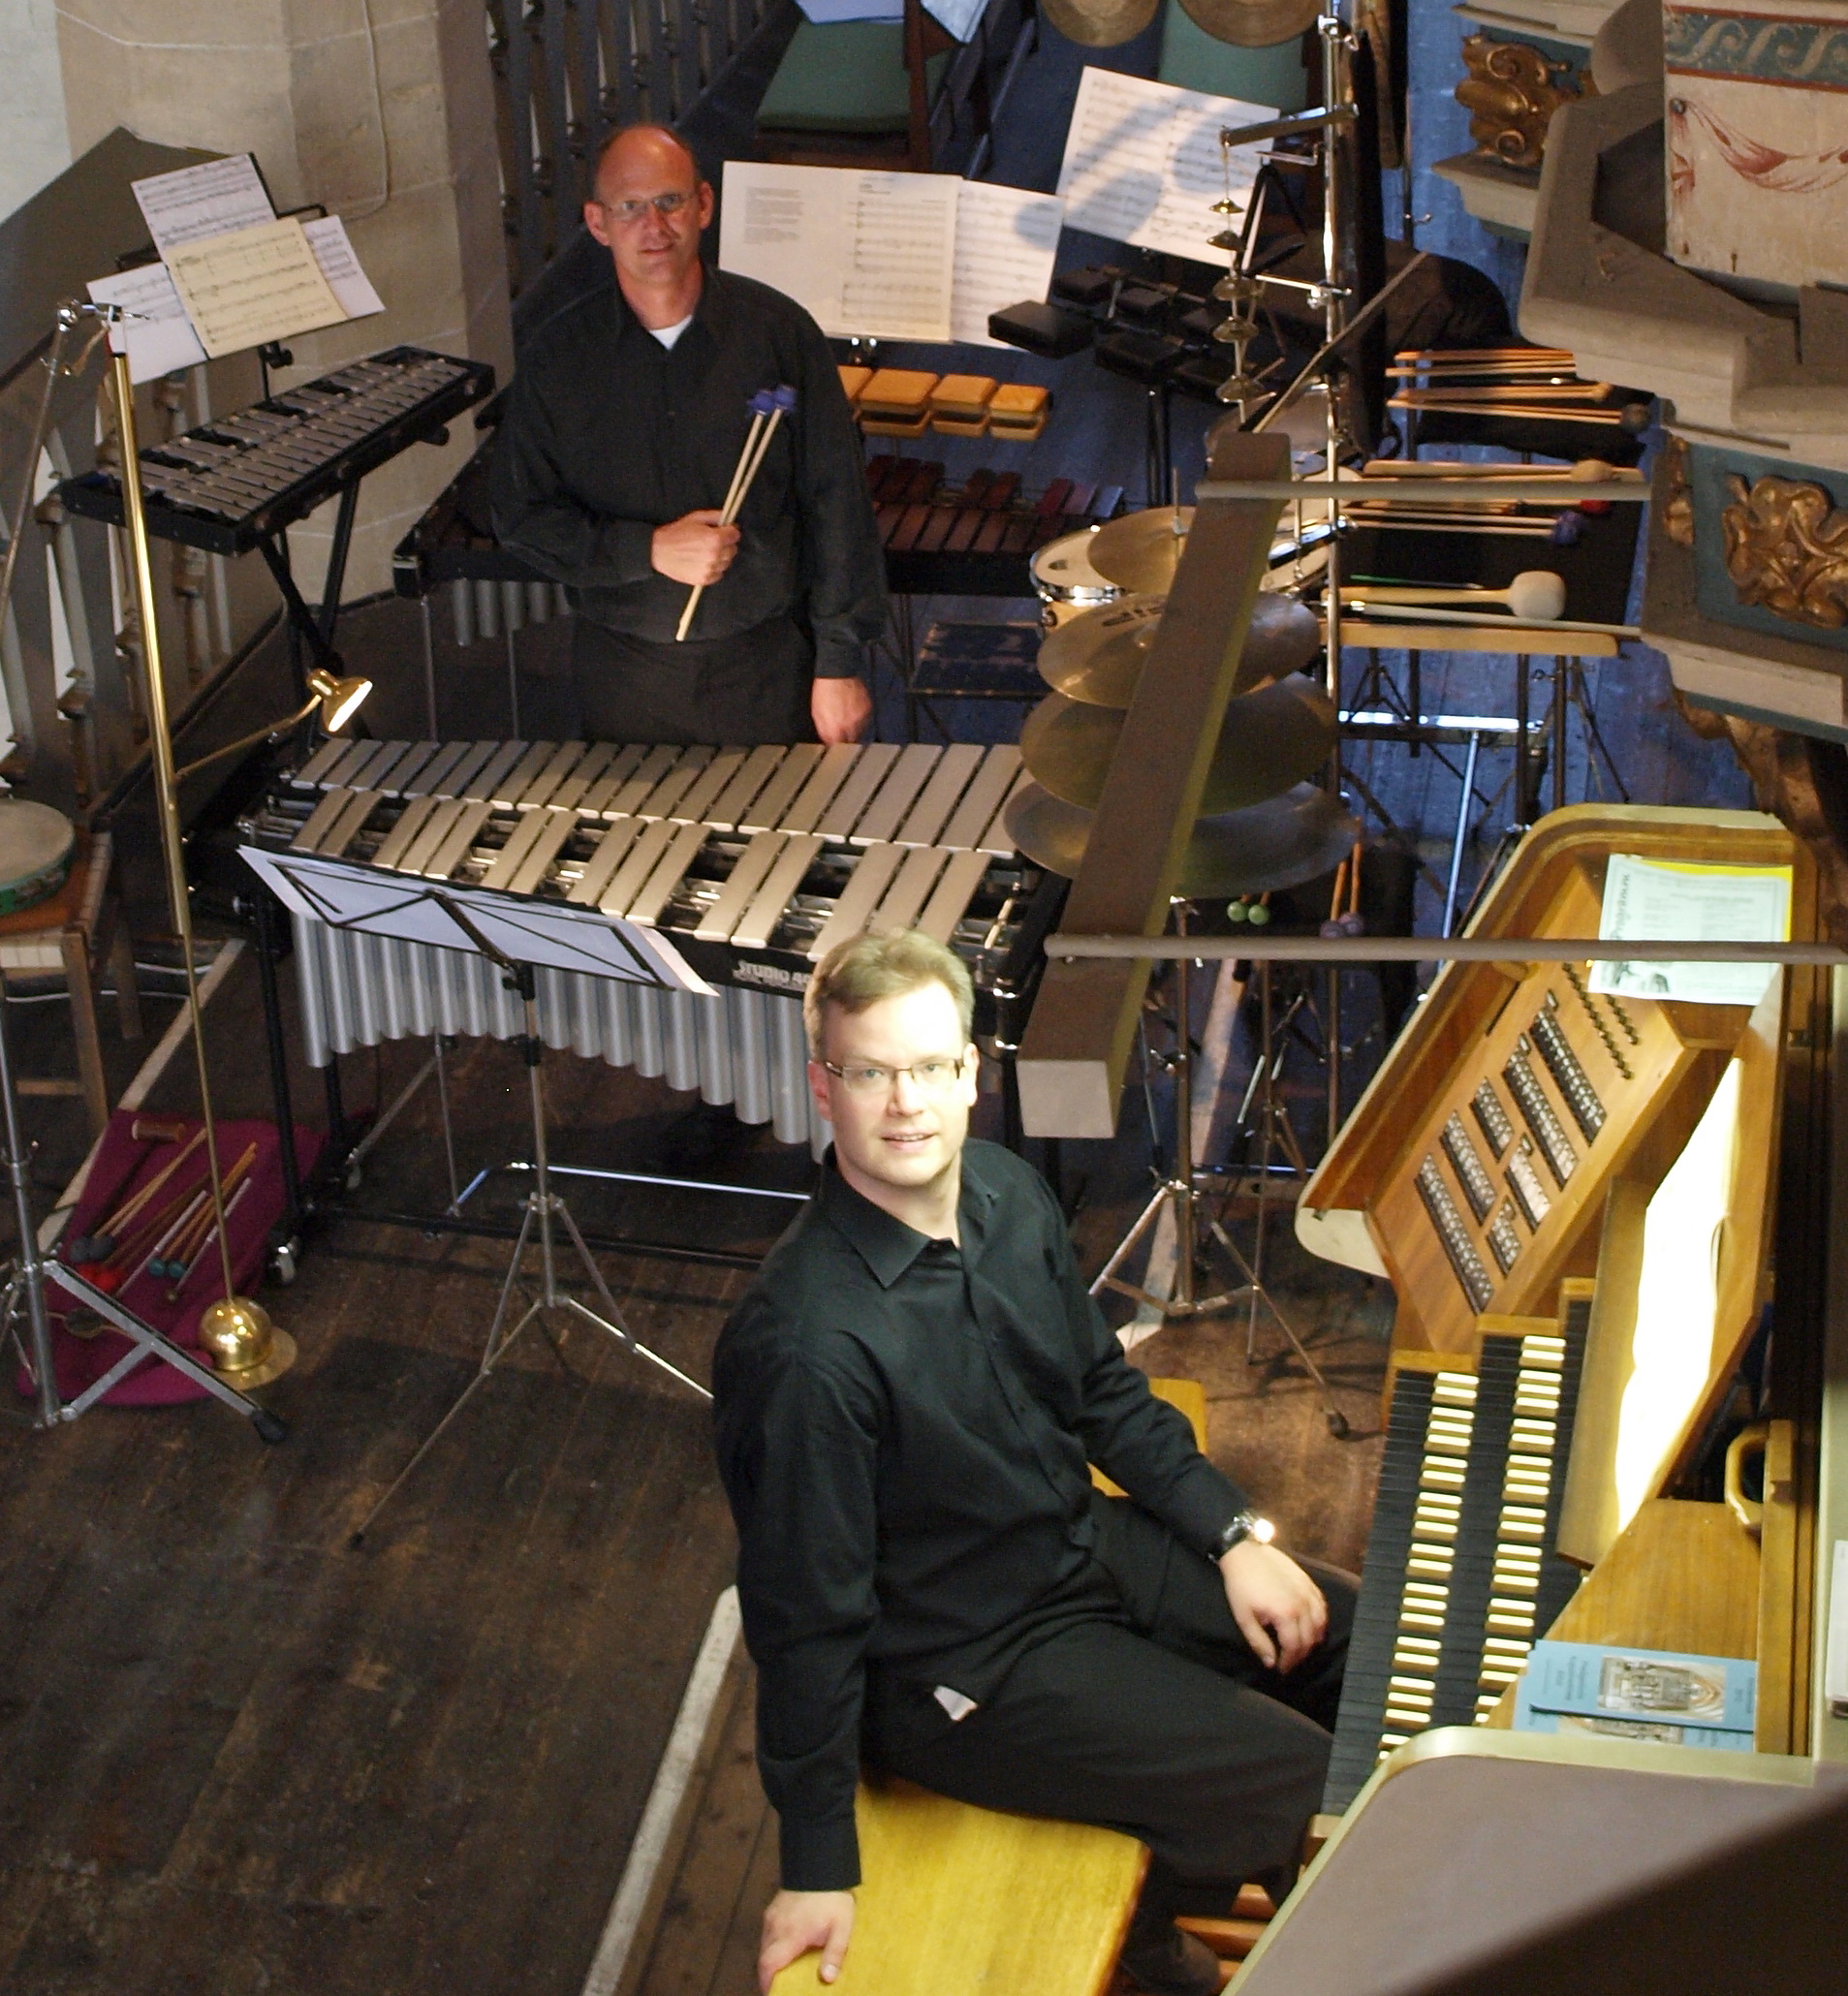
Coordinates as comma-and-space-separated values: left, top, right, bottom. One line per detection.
675, 384, 798, 642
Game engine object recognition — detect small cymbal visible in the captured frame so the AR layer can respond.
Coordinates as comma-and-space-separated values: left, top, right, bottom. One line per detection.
1038, 592, 1323, 706
1087, 507, 1195, 593
1176, 0, 1321, 48
1042, 0, 1160, 45
1020, 675, 1337, 814
1004, 781, 1360, 898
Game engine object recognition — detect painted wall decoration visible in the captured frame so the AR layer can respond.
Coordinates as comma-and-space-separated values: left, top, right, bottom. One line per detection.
1688, 443, 1848, 651
1665, 2, 1848, 290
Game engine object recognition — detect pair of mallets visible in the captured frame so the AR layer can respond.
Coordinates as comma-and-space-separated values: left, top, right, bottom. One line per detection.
674, 384, 797, 642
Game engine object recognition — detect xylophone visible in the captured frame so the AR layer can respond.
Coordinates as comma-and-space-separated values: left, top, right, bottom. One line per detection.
241, 738, 1054, 1149
59, 347, 495, 557
868, 457, 1126, 598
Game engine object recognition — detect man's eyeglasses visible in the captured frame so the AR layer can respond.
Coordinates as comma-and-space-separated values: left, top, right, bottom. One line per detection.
822, 1052, 972, 1098
601, 190, 696, 225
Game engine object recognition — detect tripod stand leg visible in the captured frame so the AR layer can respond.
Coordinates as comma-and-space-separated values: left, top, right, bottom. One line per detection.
1205, 1218, 1348, 1436
1087, 1182, 1175, 1299
550, 1197, 712, 1400
482, 1198, 539, 1372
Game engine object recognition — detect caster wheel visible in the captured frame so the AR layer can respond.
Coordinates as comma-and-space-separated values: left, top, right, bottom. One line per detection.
344, 1163, 363, 1193
1326, 1410, 1350, 1438
270, 1240, 298, 1286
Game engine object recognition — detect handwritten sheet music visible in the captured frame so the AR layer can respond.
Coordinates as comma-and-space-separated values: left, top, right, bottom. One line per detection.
951, 182, 1065, 347
165, 217, 346, 359
86, 263, 209, 384
131, 154, 275, 257
1056, 67, 1274, 265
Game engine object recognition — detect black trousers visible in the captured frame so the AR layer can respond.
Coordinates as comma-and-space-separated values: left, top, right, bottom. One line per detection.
569, 610, 816, 745
864, 1497, 1353, 1916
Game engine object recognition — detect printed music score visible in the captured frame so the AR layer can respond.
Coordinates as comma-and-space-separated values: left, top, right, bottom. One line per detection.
951, 181, 1064, 348
86, 262, 208, 381
1056, 66, 1272, 264
1591, 855, 1793, 1007
165, 217, 346, 359
721, 163, 1063, 346
132, 152, 276, 256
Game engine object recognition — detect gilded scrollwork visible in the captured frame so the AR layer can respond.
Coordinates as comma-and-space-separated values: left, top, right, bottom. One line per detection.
1456, 34, 1592, 173
1664, 437, 1696, 548
1721, 474, 1848, 630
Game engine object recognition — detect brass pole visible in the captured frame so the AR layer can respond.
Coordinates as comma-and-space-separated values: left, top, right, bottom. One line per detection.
108, 350, 235, 1299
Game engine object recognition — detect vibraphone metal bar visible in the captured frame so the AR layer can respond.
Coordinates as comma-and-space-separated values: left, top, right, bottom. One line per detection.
242, 739, 1043, 1152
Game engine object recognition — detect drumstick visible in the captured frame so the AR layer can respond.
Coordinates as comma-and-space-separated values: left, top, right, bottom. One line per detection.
167, 1178, 253, 1301
676, 385, 797, 642
92, 1129, 205, 1238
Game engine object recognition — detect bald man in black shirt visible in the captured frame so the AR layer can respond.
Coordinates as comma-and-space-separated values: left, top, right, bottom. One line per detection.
492, 125, 886, 747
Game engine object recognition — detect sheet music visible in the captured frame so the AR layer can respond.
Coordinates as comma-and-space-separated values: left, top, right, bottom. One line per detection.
164, 217, 346, 359
131, 154, 275, 257
1591, 855, 1793, 1007
951, 181, 1065, 347
86, 263, 208, 384
1056, 67, 1273, 264
839, 172, 957, 341
302, 216, 385, 319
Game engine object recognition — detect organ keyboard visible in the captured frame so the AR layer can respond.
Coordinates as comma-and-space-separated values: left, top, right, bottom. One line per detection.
241, 739, 1057, 1149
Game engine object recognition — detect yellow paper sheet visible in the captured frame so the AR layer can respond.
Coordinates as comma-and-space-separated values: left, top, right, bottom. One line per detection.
165, 216, 345, 359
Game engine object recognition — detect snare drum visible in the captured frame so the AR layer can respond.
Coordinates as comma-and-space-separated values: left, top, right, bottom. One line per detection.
1030, 528, 1123, 632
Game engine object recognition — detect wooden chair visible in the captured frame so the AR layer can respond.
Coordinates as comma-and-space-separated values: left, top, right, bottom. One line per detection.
771, 1379, 1212, 1995
0, 829, 141, 1139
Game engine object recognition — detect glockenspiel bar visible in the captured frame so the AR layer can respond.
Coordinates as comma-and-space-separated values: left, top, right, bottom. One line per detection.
397, 796, 467, 877
733, 833, 825, 951
706, 743, 790, 831
463, 740, 529, 805
547, 738, 623, 811
480, 803, 557, 892
628, 821, 713, 926
870, 845, 951, 936
939, 746, 1022, 854
808, 842, 906, 962
402, 739, 473, 799
695, 830, 789, 943
598, 744, 682, 819
673, 748, 750, 826
436, 741, 500, 800
777, 742, 863, 835
507, 807, 584, 898
324, 788, 386, 858
574, 742, 650, 816
423, 798, 494, 880
292, 787, 360, 854
567, 815, 645, 907
518, 741, 587, 809
632, 745, 716, 822
298, 734, 360, 787
600, 817, 683, 915
740, 743, 826, 835
371, 793, 443, 872
381, 742, 442, 798
917, 848, 993, 947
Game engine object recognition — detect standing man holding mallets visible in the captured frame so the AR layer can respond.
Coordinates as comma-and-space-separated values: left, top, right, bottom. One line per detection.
492, 124, 884, 746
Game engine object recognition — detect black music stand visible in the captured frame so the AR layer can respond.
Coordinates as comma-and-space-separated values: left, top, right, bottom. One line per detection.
239, 849, 714, 1539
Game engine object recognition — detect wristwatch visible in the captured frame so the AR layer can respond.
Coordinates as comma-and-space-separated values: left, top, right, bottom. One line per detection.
1211, 1510, 1275, 1560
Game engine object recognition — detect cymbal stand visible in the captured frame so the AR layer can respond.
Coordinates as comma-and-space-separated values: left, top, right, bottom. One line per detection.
1086, 909, 1348, 1436
352, 917, 709, 1544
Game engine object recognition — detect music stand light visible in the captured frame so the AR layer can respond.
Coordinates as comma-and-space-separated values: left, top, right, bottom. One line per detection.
174, 668, 373, 783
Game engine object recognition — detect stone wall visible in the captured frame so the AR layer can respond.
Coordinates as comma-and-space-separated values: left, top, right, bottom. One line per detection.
58, 0, 512, 604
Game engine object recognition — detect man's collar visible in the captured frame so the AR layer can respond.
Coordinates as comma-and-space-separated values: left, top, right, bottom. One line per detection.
611, 258, 718, 340
816, 1147, 998, 1289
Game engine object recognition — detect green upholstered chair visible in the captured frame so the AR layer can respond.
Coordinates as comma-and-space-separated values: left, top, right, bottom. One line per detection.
1155, 0, 1310, 113
757, 0, 954, 169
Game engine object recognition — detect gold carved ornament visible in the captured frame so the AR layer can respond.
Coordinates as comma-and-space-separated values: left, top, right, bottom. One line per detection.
1721, 475, 1848, 631
1456, 34, 1592, 173
1664, 436, 1696, 548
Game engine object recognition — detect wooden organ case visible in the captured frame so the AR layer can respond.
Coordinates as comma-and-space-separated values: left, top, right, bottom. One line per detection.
1296, 804, 1828, 1808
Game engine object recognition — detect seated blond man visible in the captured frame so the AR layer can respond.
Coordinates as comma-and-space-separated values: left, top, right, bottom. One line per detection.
712, 930, 1352, 1994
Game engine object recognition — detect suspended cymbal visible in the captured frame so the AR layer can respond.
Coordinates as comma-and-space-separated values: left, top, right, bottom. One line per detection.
1177, 0, 1322, 49
1004, 781, 1360, 898
1042, 0, 1160, 45
1020, 675, 1337, 814
1087, 507, 1195, 593
1038, 592, 1323, 705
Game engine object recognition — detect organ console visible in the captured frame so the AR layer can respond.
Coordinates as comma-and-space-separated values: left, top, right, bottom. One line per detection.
239, 737, 1058, 1150
1298, 803, 1814, 1796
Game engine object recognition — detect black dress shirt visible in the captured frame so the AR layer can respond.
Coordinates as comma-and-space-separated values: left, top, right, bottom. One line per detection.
712, 1141, 1248, 1890
489, 265, 887, 675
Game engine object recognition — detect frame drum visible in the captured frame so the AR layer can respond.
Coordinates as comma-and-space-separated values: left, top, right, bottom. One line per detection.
0, 800, 75, 916
1030, 528, 1123, 631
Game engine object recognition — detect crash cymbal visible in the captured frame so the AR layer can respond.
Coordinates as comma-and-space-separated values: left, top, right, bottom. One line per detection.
1020, 675, 1337, 814
1042, 0, 1160, 45
1004, 781, 1360, 897
1038, 592, 1323, 706
1177, 0, 1321, 48
1087, 507, 1195, 593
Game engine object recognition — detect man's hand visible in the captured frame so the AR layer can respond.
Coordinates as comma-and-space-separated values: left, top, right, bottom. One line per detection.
811, 674, 872, 745
759, 1888, 856, 1990
1220, 1539, 1328, 1673
651, 509, 740, 586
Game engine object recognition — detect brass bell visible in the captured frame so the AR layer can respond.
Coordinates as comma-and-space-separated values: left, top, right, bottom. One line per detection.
198, 1294, 297, 1389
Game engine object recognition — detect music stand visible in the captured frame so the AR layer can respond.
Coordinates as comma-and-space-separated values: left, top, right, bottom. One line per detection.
239, 849, 716, 1539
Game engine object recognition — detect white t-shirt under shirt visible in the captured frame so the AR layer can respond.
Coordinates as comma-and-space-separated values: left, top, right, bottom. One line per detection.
648, 314, 694, 351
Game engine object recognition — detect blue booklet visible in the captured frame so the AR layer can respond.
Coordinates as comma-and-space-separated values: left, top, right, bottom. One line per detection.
1515, 1639, 1757, 1735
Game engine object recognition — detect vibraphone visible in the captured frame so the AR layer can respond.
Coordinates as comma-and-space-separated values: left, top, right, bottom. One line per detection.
869, 457, 1126, 598
241, 737, 1050, 1149
59, 347, 495, 556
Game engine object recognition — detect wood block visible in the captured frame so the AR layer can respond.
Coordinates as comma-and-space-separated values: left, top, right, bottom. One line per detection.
769, 1777, 1144, 1995
837, 364, 872, 404
1017, 429, 1292, 1138
859, 368, 938, 416
928, 374, 997, 415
